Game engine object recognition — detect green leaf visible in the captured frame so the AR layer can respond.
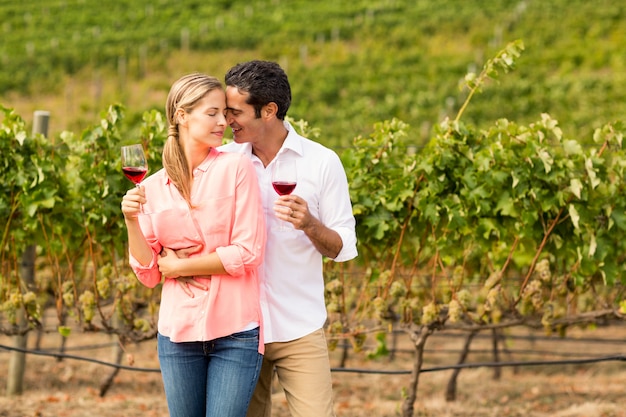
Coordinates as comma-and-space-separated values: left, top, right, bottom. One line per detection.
563, 139, 583, 156
568, 204, 580, 230
570, 178, 583, 199
58, 326, 72, 337
478, 218, 500, 239
610, 210, 626, 230
423, 203, 440, 224
15, 131, 26, 146
537, 148, 553, 173
585, 157, 600, 188
495, 193, 518, 217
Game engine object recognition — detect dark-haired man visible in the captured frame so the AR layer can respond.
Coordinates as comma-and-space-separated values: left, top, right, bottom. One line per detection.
220, 60, 357, 417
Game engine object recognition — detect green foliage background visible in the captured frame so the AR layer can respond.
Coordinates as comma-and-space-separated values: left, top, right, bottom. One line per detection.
1, 0, 625, 147
1, 0, 625, 342
2, 2, 625, 406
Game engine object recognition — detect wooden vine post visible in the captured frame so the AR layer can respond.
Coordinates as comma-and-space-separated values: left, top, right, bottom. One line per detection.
6, 110, 50, 396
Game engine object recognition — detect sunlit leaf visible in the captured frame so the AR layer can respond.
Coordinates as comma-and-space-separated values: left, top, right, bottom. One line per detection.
570, 178, 583, 199
568, 204, 580, 230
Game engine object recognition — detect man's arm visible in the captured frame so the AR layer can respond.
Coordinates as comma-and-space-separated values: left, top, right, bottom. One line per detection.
302, 216, 343, 258
274, 195, 343, 258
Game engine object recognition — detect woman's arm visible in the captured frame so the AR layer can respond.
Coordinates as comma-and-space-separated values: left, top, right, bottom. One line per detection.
121, 186, 153, 265
121, 186, 163, 288
157, 247, 226, 278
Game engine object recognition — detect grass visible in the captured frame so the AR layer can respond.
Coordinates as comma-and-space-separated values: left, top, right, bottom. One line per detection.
2, 1, 626, 149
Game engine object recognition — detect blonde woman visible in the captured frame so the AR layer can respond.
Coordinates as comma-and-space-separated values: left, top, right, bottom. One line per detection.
121, 73, 265, 417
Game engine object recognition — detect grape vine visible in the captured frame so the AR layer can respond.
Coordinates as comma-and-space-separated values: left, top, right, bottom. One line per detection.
0, 104, 167, 340
334, 40, 625, 416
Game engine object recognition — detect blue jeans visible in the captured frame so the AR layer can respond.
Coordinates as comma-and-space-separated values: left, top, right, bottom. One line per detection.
157, 328, 262, 417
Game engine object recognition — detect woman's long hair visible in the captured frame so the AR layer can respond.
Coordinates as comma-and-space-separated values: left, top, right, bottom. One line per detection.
163, 73, 223, 205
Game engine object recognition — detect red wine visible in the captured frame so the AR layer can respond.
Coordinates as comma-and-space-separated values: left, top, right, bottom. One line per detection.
272, 181, 296, 195
123, 166, 147, 184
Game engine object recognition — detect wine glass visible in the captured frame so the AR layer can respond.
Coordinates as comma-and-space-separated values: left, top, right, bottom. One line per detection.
121, 144, 148, 187
121, 144, 149, 214
271, 159, 297, 231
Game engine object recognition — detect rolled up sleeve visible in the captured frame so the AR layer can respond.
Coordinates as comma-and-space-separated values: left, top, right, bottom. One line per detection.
320, 152, 358, 263
216, 156, 266, 276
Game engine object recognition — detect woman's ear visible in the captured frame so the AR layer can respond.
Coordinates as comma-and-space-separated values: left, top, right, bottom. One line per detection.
176, 109, 186, 126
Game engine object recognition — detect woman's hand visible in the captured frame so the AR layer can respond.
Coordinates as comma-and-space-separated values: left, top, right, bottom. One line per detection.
158, 246, 209, 298
121, 186, 146, 220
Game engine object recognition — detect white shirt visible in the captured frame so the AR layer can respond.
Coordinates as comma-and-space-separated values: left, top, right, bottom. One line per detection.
220, 121, 358, 342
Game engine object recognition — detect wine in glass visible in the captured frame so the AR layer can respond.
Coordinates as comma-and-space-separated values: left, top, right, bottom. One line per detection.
122, 144, 149, 214
121, 144, 148, 187
271, 159, 297, 230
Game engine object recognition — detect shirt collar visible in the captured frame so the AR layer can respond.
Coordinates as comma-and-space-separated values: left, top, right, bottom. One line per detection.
278, 120, 304, 158
163, 147, 218, 185
194, 147, 219, 173
227, 120, 305, 165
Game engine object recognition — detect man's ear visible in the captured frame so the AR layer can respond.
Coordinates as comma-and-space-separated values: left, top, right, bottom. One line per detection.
263, 102, 278, 119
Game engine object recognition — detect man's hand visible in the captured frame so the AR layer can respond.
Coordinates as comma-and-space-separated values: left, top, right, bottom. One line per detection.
273, 194, 343, 258
273, 194, 311, 230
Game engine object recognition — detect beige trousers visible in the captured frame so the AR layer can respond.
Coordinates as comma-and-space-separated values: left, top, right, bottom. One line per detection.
246, 328, 335, 417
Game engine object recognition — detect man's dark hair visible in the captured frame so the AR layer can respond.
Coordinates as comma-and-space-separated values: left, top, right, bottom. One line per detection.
225, 60, 292, 120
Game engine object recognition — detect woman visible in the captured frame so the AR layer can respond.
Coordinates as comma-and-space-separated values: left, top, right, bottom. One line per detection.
121, 73, 265, 417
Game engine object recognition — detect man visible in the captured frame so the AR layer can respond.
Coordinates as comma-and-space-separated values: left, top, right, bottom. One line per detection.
220, 60, 358, 417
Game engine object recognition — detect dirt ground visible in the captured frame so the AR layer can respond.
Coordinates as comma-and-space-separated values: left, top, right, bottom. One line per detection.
1, 323, 625, 417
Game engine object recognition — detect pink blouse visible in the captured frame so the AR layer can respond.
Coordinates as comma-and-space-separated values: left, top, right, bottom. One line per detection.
129, 148, 266, 352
